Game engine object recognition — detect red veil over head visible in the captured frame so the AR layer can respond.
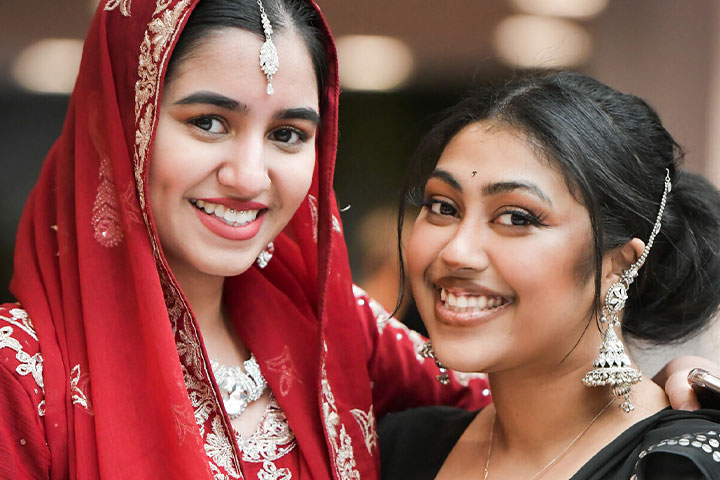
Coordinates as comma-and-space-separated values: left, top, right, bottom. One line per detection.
11, 0, 377, 478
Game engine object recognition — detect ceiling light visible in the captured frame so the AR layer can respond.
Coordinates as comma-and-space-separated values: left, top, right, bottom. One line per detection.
493, 15, 592, 68
510, 0, 609, 19
12, 39, 84, 94
336, 35, 414, 91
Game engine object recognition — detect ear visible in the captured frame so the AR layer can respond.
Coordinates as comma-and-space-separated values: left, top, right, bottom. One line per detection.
600, 238, 645, 294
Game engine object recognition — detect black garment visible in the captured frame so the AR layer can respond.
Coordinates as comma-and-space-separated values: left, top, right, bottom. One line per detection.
379, 406, 720, 479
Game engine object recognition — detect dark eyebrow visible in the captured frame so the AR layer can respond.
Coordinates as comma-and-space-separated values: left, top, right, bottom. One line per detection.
429, 169, 463, 192
483, 181, 552, 205
275, 108, 320, 125
174, 91, 247, 112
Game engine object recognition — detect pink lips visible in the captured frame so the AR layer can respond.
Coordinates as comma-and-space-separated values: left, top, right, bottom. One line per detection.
193, 198, 267, 241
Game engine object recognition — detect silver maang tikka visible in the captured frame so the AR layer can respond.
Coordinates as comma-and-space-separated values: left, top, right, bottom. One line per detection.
582, 169, 672, 413
257, 0, 279, 95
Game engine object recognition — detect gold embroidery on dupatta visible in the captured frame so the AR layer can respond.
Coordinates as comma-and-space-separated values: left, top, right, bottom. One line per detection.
321, 361, 360, 480
70, 364, 94, 415
105, 0, 132, 17
132, 3, 244, 478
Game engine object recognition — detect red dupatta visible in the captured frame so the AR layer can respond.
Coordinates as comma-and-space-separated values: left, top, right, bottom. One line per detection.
11, 0, 378, 478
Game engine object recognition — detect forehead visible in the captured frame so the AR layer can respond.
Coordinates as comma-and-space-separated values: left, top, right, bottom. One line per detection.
166, 27, 318, 104
436, 122, 575, 200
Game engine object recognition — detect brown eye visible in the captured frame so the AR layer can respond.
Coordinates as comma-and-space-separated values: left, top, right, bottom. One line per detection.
189, 115, 227, 134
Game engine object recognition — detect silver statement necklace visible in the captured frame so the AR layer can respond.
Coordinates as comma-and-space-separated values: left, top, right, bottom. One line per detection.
482, 398, 614, 480
210, 355, 268, 419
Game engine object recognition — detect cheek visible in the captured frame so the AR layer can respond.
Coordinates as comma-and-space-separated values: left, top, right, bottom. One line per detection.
407, 219, 445, 287
274, 152, 316, 209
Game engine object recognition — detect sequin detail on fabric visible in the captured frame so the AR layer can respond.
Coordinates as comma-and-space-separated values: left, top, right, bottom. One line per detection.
92, 158, 124, 247
321, 362, 360, 480
633, 429, 720, 473
105, 0, 132, 16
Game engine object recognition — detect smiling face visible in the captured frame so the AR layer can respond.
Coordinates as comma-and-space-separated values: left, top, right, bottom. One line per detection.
408, 122, 602, 376
149, 28, 319, 285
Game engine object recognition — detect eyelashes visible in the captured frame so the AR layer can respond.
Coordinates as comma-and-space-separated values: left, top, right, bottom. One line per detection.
418, 196, 547, 228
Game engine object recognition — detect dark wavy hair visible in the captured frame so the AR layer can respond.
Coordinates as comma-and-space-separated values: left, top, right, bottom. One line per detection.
166, 0, 328, 94
398, 71, 720, 343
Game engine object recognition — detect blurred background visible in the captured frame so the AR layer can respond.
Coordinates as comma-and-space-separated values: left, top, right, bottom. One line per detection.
2, 0, 719, 371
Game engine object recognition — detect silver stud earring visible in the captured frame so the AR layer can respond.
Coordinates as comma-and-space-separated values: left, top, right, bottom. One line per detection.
256, 242, 275, 269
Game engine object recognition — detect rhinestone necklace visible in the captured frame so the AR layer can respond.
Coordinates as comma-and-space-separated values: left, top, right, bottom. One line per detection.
210, 355, 267, 419
482, 398, 614, 480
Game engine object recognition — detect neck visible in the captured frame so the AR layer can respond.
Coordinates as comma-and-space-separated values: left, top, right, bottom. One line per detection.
488, 356, 614, 453
168, 261, 226, 336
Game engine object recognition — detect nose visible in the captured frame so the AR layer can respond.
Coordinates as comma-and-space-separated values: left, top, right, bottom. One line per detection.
438, 221, 490, 273
216, 136, 271, 197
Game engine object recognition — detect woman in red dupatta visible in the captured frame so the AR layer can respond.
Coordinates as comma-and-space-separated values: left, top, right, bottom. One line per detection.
0, 1, 490, 479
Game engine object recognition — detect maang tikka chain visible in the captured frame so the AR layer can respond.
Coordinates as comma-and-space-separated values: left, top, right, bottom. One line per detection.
257, 0, 279, 95
583, 169, 672, 413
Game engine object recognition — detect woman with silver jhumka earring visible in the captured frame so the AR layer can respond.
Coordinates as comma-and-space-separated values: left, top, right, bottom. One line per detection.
380, 71, 720, 479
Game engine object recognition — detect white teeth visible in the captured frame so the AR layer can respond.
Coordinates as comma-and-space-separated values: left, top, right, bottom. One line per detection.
478, 296, 488, 309
440, 288, 506, 312
223, 209, 236, 223
192, 200, 260, 226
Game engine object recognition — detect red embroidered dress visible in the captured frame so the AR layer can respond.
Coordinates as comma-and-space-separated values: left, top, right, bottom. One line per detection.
1, 1, 491, 479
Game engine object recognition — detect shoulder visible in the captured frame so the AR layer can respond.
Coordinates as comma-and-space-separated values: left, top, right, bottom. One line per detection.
379, 406, 478, 480
633, 409, 720, 479
0, 303, 45, 416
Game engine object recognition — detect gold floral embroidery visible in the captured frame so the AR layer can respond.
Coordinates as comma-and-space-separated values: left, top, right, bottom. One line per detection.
350, 407, 377, 454
104, 0, 132, 16
70, 364, 93, 414
321, 362, 360, 480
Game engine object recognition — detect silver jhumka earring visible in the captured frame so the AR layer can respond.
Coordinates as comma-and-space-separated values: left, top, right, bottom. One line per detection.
257, 0, 279, 95
256, 242, 275, 269
582, 169, 672, 413
420, 342, 451, 385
